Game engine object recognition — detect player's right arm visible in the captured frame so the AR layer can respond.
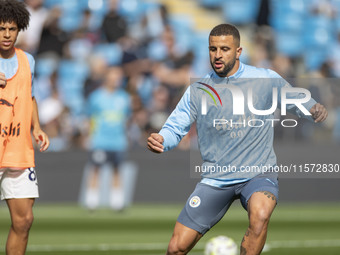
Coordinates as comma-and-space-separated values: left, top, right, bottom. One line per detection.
147, 86, 196, 153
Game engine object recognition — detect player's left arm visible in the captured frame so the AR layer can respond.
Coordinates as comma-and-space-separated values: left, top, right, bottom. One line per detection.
309, 103, 328, 123
31, 97, 50, 152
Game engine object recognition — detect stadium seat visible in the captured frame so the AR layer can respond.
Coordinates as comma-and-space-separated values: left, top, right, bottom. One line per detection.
304, 47, 329, 70
222, 0, 260, 25
275, 31, 304, 57
199, 0, 224, 9
58, 10, 83, 32
147, 39, 168, 61
144, 3, 164, 38
191, 32, 211, 76
68, 39, 93, 61
58, 60, 89, 81
43, 0, 60, 8
118, 0, 144, 24
270, 12, 304, 33
303, 15, 335, 47
92, 43, 123, 66
169, 15, 195, 55
35, 57, 58, 78
271, 0, 305, 15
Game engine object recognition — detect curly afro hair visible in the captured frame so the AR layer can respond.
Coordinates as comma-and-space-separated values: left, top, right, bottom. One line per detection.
0, 0, 30, 31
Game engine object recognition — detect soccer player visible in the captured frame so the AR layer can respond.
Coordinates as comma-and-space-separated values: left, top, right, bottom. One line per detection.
147, 24, 328, 255
85, 66, 131, 211
0, 1, 49, 254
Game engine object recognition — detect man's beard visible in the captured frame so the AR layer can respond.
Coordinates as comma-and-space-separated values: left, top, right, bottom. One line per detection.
211, 58, 236, 77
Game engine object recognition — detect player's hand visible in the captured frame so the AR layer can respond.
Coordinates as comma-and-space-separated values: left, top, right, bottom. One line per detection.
32, 128, 50, 152
309, 103, 328, 123
147, 133, 164, 153
0, 72, 7, 88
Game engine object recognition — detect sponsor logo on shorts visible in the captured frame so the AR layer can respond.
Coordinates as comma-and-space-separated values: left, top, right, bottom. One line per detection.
189, 196, 201, 208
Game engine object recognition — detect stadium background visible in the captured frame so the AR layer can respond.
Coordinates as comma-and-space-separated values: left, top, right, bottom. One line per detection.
1, 0, 339, 254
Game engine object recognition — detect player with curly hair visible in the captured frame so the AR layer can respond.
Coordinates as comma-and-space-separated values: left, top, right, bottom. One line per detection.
0, 0, 49, 254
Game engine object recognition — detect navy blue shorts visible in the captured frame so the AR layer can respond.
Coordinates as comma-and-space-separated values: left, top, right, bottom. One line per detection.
89, 150, 126, 168
177, 172, 279, 235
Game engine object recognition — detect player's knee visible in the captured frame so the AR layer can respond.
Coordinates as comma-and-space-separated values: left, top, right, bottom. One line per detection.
167, 237, 190, 255
249, 207, 271, 235
12, 214, 34, 234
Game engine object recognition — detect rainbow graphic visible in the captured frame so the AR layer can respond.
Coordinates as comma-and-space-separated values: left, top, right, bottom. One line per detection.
197, 82, 223, 106
197, 82, 222, 115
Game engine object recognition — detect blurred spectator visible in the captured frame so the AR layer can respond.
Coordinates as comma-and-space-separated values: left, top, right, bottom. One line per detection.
256, 0, 270, 27
16, 0, 49, 54
38, 71, 70, 151
101, 0, 127, 43
310, 0, 337, 18
84, 66, 131, 211
37, 7, 68, 57
152, 25, 193, 108
84, 55, 108, 99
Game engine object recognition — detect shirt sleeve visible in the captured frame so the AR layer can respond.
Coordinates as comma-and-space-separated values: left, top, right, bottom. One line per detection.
159, 86, 196, 151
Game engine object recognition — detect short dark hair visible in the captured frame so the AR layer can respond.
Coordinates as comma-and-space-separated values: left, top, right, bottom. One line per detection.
0, 0, 30, 31
209, 24, 240, 46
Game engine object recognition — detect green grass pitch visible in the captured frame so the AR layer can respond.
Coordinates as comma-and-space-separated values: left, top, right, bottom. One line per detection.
0, 203, 339, 254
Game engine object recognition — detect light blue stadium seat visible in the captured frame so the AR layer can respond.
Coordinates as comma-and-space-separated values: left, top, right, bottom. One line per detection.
169, 15, 194, 55
169, 15, 194, 34
199, 0, 224, 8
271, 0, 306, 15
43, 0, 60, 8
35, 57, 58, 78
58, 10, 83, 32
222, 0, 260, 25
304, 47, 329, 70
147, 39, 167, 61
92, 43, 123, 66
57, 75, 86, 116
58, 60, 89, 81
270, 12, 304, 33
57, 60, 88, 115
88, 0, 108, 16
275, 31, 304, 57
58, 0, 81, 12
118, 0, 144, 23
303, 15, 335, 47
68, 39, 93, 61
191, 32, 210, 76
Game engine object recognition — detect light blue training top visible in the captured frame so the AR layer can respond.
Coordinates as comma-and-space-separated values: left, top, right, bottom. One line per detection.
87, 88, 131, 152
159, 62, 317, 187
0, 51, 35, 97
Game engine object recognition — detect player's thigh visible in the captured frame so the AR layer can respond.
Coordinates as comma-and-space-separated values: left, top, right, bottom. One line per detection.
6, 198, 35, 222
239, 172, 278, 212
177, 183, 236, 235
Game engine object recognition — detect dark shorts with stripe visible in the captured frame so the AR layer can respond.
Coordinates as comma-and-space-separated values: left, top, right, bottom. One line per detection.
177, 172, 278, 235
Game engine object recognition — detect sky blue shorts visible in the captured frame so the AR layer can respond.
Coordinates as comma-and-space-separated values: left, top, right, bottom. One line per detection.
177, 172, 278, 235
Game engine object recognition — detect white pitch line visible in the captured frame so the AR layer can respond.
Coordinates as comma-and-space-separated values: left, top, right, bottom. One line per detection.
268, 239, 340, 248
25, 243, 169, 252
3, 239, 338, 253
